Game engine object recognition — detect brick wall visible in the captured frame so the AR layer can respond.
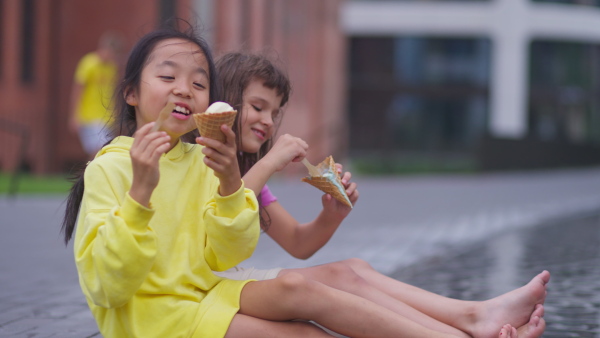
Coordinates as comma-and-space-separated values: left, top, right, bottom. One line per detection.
0, 0, 346, 175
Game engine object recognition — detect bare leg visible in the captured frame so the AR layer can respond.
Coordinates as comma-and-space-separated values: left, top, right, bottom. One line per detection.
279, 263, 469, 337
340, 258, 549, 336
238, 272, 461, 338
226, 313, 331, 338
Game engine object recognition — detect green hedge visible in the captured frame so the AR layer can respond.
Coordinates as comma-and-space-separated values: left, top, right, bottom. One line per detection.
0, 173, 71, 195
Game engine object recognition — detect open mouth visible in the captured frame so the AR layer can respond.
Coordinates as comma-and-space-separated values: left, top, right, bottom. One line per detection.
252, 128, 266, 139
173, 105, 191, 116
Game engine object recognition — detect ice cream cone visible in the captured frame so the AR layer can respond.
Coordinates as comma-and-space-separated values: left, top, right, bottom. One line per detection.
193, 110, 237, 143
301, 156, 353, 208
151, 102, 176, 132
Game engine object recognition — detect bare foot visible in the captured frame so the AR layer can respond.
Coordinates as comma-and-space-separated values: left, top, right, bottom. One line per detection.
497, 305, 545, 338
516, 305, 545, 338
470, 270, 550, 338
499, 324, 517, 337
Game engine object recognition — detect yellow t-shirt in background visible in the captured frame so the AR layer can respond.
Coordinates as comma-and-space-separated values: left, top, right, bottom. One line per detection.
74, 52, 117, 124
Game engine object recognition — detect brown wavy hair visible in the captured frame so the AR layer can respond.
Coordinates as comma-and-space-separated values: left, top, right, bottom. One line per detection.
215, 52, 291, 230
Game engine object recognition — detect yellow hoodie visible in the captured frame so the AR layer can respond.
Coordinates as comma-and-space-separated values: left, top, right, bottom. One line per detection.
74, 136, 260, 337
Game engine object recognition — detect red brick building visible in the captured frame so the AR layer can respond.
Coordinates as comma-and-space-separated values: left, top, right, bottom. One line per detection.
0, 0, 346, 174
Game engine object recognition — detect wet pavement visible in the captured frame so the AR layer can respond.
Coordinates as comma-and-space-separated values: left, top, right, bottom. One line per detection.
392, 211, 600, 337
2, 166, 600, 337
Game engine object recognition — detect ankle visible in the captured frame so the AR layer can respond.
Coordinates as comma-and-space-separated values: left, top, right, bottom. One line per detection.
464, 301, 484, 334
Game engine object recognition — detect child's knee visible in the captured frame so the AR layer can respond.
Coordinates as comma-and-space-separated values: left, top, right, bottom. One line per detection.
323, 262, 367, 288
343, 257, 372, 271
325, 261, 356, 278
276, 272, 312, 294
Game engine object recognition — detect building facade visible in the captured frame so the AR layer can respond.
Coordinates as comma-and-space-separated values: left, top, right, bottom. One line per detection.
344, 0, 600, 171
2, 0, 598, 175
0, 0, 346, 175
0, 0, 192, 173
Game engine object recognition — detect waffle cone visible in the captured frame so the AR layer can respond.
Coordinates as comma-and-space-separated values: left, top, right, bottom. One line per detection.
301, 156, 353, 208
193, 110, 237, 143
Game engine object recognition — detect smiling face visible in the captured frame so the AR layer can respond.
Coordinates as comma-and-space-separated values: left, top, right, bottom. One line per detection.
126, 38, 210, 141
239, 79, 284, 153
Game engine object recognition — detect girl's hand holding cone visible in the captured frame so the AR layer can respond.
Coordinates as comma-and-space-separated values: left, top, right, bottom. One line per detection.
196, 124, 241, 197
322, 164, 359, 217
129, 122, 172, 207
194, 101, 242, 196
301, 156, 355, 208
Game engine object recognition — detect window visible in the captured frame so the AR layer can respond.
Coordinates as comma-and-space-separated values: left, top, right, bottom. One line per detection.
159, 0, 177, 26
0, 0, 4, 79
21, 0, 35, 83
528, 40, 600, 144
240, 0, 250, 49
349, 37, 491, 158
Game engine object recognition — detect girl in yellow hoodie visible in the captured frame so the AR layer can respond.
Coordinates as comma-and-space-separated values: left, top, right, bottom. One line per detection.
62, 23, 537, 338
62, 23, 260, 337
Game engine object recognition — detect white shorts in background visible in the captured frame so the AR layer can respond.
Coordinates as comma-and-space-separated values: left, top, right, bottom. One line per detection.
214, 267, 283, 281
79, 122, 109, 155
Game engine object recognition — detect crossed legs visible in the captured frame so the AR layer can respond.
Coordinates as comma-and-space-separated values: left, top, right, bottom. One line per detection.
225, 270, 548, 337
258, 259, 550, 337
228, 272, 464, 337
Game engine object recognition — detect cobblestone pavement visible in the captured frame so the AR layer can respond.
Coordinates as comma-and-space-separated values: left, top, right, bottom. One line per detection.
392, 211, 600, 337
0, 198, 98, 337
2, 167, 600, 337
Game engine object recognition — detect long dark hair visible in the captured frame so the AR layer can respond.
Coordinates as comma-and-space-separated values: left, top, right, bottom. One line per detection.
215, 52, 291, 230
61, 22, 219, 244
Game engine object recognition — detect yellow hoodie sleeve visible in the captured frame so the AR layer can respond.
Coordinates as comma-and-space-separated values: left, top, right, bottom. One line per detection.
75, 163, 158, 308
203, 181, 260, 272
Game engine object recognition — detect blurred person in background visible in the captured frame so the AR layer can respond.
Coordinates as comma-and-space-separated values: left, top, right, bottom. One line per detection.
69, 30, 123, 159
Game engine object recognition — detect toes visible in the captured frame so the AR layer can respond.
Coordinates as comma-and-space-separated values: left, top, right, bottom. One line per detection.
517, 313, 547, 338
533, 270, 551, 287
501, 324, 517, 338
530, 317, 546, 337
538, 317, 546, 331
531, 271, 550, 295
531, 315, 539, 326
529, 316, 546, 336
539, 270, 551, 284
531, 304, 544, 319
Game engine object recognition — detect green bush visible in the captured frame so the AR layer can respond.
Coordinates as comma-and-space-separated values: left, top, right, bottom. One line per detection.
350, 156, 477, 175
0, 172, 71, 195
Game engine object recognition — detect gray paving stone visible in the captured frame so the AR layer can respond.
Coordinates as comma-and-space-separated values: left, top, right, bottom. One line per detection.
2, 167, 600, 336
391, 212, 600, 337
